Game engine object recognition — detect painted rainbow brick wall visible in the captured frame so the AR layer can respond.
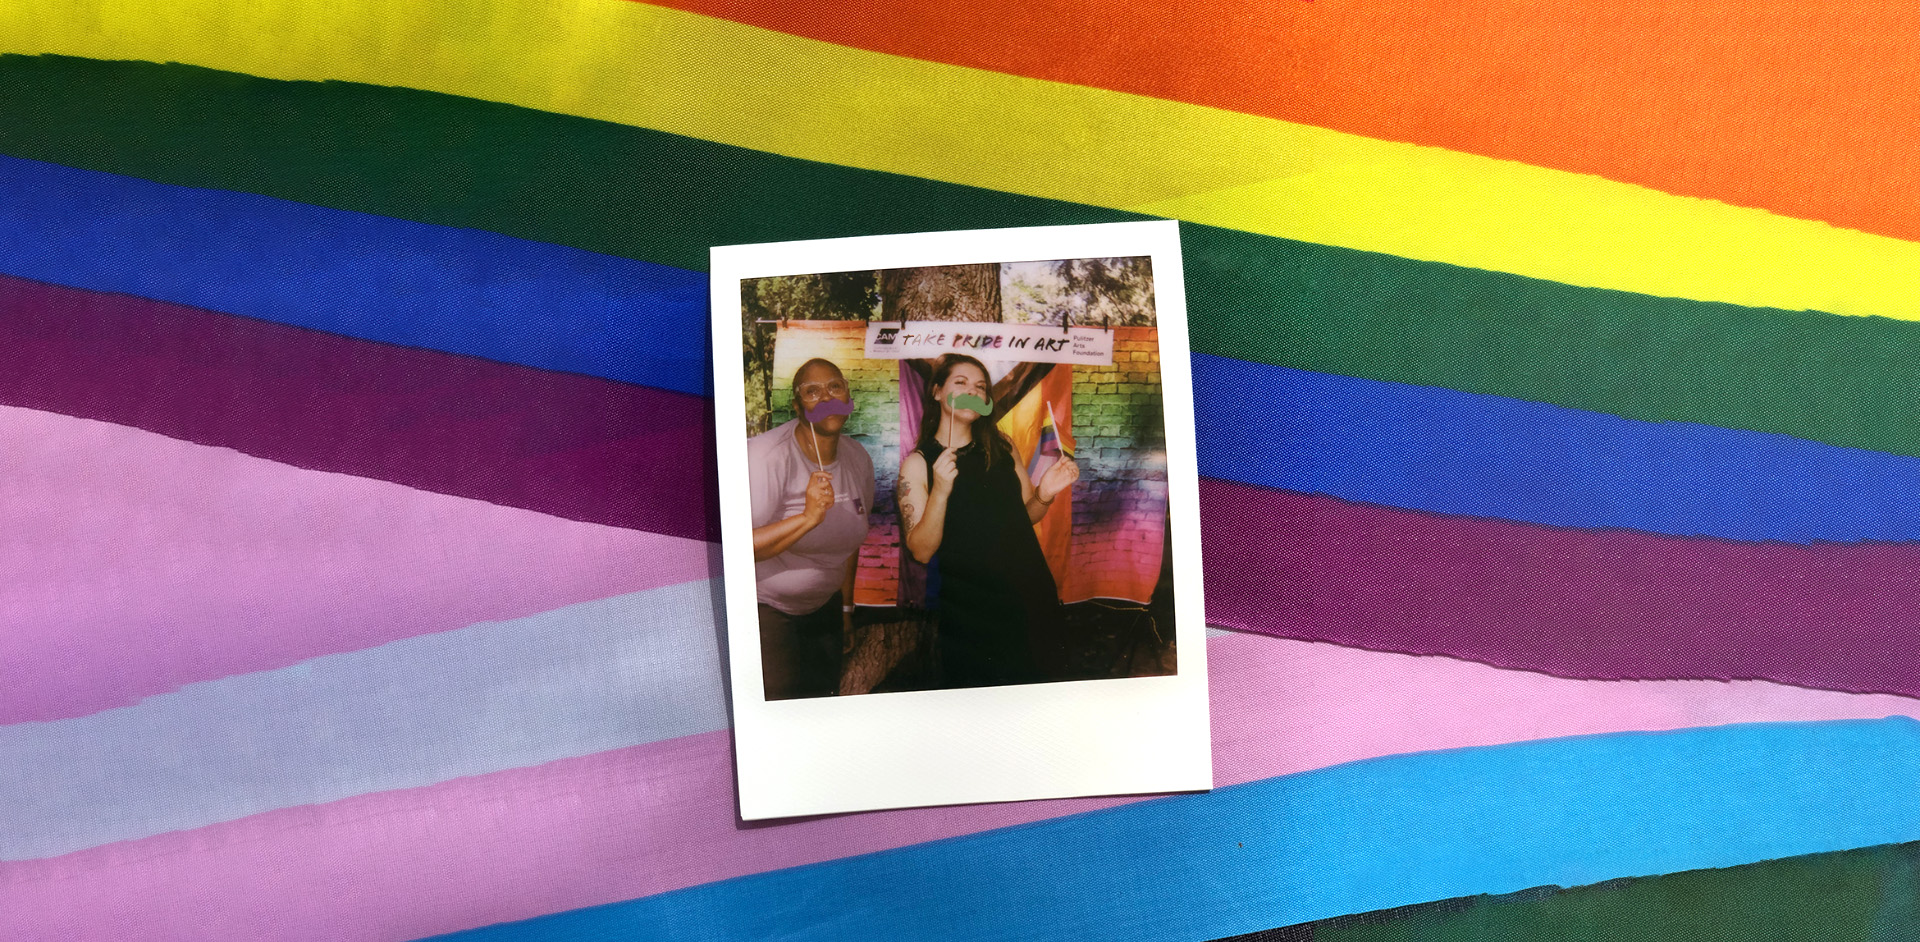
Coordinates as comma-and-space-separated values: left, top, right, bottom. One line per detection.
1066, 325, 1168, 603
768, 321, 1169, 606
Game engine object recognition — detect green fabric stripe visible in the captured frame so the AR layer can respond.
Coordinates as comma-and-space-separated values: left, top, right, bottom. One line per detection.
1263, 840, 1920, 942
7, 54, 1920, 459
1183, 239, 1920, 459
0, 55, 1129, 270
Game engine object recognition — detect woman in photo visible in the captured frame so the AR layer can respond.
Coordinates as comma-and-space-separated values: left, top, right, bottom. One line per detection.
899, 354, 1082, 688
748, 358, 876, 700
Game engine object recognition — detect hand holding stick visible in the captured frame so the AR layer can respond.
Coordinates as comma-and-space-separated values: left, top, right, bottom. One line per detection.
1037, 456, 1080, 502
802, 470, 835, 523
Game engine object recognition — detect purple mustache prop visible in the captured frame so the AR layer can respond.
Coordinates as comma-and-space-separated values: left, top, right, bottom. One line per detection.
802, 398, 854, 423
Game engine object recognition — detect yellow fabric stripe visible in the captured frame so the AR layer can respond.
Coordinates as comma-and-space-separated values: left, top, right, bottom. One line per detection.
8, 0, 1918, 320
1129, 149, 1920, 319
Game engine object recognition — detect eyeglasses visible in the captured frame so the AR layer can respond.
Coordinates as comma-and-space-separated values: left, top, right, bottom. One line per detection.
797, 380, 849, 400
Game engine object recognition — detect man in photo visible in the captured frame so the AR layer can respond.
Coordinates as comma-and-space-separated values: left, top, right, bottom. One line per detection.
749, 357, 876, 700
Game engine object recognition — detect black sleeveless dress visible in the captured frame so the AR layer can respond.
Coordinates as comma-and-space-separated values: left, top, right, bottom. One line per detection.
922, 438, 1066, 688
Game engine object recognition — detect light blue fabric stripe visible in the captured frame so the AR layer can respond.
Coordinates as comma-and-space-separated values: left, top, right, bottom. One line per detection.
0, 580, 725, 862
424, 718, 1920, 942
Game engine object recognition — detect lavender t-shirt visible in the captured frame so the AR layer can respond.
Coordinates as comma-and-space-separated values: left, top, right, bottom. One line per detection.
749, 419, 875, 615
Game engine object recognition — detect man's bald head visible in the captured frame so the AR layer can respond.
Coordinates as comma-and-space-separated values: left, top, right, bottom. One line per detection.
791, 358, 845, 397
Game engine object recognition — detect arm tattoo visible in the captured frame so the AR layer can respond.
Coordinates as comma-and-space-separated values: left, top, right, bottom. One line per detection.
899, 478, 921, 532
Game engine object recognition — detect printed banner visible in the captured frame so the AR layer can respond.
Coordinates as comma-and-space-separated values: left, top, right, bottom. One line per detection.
864, 321, 1114, 365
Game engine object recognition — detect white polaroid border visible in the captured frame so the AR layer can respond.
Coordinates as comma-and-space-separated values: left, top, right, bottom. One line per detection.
711, 220, 1210, 821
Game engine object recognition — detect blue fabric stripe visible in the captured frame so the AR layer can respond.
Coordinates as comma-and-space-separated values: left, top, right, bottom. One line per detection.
0, 155, 712, 394
422, 718, 1920, 942
13, 155, 1920, 544
1194, 355, 1920, 543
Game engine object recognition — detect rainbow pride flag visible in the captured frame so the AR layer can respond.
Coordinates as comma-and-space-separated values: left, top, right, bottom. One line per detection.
7, 1, 1920, 939
1025, 399, 1074, 486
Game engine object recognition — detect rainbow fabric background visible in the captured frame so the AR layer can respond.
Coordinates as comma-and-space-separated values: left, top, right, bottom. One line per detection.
8, 1, 1920, 938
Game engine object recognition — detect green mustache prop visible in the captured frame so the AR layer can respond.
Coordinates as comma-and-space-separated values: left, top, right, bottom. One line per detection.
948, 393, 992, 415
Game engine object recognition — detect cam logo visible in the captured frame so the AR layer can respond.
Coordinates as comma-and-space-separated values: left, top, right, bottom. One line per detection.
874, 327, 900, 344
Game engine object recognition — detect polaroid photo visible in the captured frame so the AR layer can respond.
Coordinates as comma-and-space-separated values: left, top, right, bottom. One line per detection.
710, 220, 1210, 821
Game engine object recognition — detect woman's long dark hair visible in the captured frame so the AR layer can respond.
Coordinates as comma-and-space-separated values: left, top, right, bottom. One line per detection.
916, 353, 1009, 469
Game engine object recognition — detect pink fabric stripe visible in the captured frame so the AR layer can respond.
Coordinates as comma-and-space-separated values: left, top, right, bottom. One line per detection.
0, 405, 710, 723
7, 632, 1917, 941
1200, 479, 1920, 697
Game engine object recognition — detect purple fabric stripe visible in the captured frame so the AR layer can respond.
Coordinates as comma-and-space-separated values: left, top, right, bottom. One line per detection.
0, 274, 717, 541
18, 274, 1920, 697
1200, 478, 1920, 698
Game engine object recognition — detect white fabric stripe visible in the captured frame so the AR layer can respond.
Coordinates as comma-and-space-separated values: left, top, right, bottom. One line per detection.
0, 580, 726, 861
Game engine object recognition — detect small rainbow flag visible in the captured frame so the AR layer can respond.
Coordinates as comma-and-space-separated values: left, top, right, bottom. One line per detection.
1027, 399, 1074, 485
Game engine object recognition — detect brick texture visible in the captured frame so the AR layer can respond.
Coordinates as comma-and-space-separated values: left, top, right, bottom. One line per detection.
1065, 325, 1168, 603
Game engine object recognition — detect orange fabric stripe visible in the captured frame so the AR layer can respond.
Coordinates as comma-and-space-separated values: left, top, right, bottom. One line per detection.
651, 0, 1920, 242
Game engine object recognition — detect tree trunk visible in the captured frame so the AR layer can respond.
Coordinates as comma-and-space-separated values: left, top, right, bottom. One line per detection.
882, 264, 1003, 323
